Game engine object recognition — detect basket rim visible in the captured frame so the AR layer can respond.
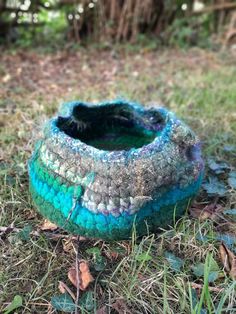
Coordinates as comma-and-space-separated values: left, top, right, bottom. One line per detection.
43, 99, 183, 162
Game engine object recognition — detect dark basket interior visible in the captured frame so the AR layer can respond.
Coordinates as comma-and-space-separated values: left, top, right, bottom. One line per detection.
57, 103, 165, 151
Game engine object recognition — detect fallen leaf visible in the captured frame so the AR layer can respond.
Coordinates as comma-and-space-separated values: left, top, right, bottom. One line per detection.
190, 203, 223, 221
79, 291, 95, 311
192, 255, 220, 283
207, 158, 230, 174
79, 261, 94, 290
3, 295, 23, 314
68, 264, 79, 289
58, 281, 76, 301
39, 219, 58, 231
192, 263, 219, 282
219, 243, 236, 280
164, 251, 184, 272
62, 238, 75, 253
202, 176, 227, 196
51, 293, 75, 312
68, 260, 94, 291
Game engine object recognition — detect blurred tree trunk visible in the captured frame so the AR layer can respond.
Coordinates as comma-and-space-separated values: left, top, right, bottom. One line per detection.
1, 0, 236, 44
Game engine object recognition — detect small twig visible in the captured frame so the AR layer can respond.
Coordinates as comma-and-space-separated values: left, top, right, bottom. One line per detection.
58, 281, 76, 301
74, 236, 80, 314
191, 282, 223, 292
2, 301, 50, 307
28, 302, 50, 306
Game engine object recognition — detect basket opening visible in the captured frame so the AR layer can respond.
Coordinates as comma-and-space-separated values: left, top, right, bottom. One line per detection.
57, 103, 165, 151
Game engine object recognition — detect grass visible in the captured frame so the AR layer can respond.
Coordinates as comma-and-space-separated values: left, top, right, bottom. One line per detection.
0, 47, 236, 313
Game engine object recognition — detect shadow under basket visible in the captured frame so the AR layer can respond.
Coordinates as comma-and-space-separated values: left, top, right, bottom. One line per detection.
28, 100, 204, 240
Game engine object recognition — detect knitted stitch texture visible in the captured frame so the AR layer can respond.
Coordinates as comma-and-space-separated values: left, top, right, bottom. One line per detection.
28, 100, 204, 240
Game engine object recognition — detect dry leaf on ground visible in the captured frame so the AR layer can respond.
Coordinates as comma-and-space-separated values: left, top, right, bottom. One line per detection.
190, 203, 223, 221
68, 260, 94, 291
39, 219, 58, 231
219, 243, 236, 280
62, 236, 84, 252
62, 238, 75, 253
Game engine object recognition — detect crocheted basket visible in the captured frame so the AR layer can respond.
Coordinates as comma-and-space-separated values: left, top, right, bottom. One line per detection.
28, 100, 204, 240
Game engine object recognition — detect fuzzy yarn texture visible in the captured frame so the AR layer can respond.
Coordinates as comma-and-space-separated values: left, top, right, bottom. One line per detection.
28, 100, 204, 240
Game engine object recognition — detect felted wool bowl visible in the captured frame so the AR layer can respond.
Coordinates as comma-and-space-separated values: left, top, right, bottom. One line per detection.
28, 100, 204, 240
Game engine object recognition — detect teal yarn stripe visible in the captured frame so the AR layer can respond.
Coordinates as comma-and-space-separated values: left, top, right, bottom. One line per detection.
29, 164, 203, 239
30, 156, 83, 198
30, 186, 131, 239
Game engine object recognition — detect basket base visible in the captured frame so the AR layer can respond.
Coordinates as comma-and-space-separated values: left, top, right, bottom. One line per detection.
29, 174, 202, 241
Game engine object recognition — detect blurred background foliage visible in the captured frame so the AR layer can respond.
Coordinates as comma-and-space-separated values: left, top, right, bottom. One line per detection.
0, 0, 236, 49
